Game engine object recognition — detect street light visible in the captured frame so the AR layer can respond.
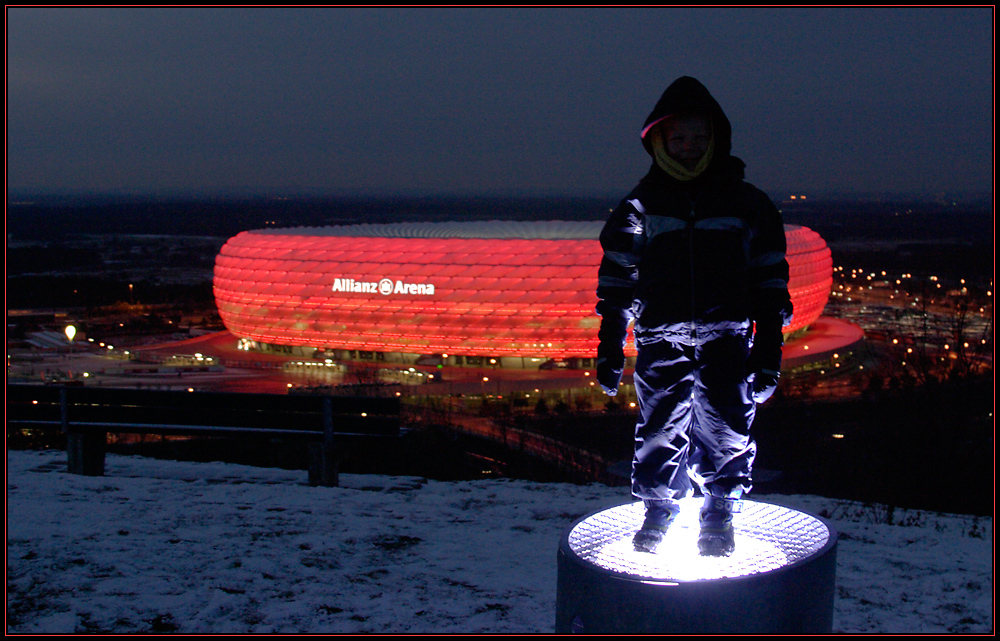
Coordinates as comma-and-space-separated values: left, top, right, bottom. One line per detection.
65, 325, 76, 355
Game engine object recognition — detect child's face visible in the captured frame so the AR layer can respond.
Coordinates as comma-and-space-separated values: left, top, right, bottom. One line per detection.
663, 116, 711, 170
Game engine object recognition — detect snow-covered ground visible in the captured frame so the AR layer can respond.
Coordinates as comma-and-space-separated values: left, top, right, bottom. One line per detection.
6, 449, 993, 634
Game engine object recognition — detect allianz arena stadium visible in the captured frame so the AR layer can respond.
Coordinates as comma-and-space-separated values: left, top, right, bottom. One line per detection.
213, 221, 833, 364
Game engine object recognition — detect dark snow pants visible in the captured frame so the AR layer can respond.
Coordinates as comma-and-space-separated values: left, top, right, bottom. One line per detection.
631, 333, 756, 502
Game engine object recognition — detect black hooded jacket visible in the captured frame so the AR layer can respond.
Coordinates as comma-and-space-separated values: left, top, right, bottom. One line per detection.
597, 77, 793, 370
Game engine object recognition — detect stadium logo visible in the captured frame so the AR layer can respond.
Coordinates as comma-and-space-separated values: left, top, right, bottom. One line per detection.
331, 278, 435, 296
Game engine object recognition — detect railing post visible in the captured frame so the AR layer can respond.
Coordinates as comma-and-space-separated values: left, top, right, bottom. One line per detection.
62, 386, 106, 476
60, 386, 68, 434
307, 396, 340, 487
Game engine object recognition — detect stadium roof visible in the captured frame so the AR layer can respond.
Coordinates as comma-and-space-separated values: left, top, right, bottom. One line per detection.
253, 220, 606, 240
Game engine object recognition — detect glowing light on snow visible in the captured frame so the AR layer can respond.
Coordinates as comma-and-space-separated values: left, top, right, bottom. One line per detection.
566, 499, 830, 583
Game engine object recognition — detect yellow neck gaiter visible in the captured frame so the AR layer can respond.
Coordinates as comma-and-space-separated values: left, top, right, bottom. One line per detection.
649, 126, 715, 181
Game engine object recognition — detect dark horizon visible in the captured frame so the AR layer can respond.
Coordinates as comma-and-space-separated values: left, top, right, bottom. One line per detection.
6, 192, 994, 282
6, 187, 995, 206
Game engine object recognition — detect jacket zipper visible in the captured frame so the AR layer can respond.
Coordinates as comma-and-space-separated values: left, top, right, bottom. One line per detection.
688, 201, 697, 344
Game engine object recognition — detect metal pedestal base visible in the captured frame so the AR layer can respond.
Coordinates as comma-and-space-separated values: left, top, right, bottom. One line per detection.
555, 499, 837, 634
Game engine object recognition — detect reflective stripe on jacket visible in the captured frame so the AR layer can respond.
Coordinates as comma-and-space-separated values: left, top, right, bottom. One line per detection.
596, 170, 793, 348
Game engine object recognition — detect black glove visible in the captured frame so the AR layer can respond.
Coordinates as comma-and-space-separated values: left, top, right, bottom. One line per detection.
746, 329, 782, 404
749, 369, 779, 404
596, 348, 624, 396
596, 308, 629, 396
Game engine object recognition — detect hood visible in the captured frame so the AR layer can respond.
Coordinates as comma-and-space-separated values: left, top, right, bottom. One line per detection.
640, 76, 733, 160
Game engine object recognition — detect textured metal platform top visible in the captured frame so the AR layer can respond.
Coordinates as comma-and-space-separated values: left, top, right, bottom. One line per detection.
565, 499, 833, 583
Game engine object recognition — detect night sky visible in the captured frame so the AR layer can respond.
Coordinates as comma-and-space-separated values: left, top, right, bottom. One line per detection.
6, 7, 993, 199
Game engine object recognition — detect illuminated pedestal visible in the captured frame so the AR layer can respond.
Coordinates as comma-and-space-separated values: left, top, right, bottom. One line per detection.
555, 499, 837, 634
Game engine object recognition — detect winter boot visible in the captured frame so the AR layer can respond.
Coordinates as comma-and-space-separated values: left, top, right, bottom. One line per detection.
697, 495, 741, 557
632, 500, 680, 553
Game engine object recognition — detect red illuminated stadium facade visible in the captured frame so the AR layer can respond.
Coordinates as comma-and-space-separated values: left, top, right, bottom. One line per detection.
213, 221, 834, 367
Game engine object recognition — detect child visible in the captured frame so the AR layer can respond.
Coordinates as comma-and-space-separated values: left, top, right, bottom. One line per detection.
596, 76, 792, 556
